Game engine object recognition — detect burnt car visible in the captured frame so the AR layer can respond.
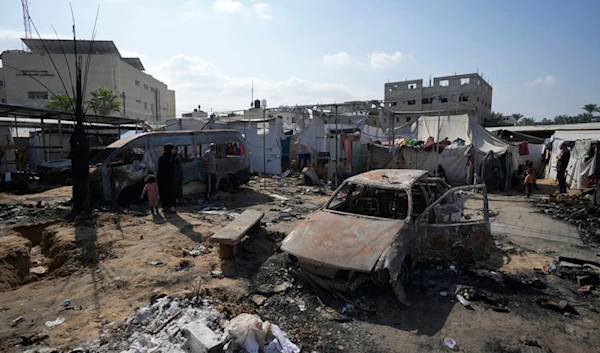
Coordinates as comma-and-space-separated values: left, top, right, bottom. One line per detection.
37, 147, 106, 185
280, 169, 491, 305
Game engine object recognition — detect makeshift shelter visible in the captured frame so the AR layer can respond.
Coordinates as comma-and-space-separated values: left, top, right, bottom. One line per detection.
370, 114, 519, 186
493, 129, 546, 178
211, 116, 284, 175
545, 130, 600, 189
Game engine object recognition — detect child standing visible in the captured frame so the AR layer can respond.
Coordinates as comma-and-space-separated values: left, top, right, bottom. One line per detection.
141, 174, 160, 214
524, 169, 534, 198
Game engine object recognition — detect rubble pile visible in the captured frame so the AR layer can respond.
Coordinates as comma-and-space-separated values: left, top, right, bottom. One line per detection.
26, 296, 300, 353
537, 193, 600, 245
0, 202, 69, 226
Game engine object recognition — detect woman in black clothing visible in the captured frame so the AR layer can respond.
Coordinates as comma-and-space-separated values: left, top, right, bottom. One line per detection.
157, 143, 176, 212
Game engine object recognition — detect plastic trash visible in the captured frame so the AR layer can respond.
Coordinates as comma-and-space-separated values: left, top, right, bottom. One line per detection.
444, 337, 456, 349
449, 265, 457, 272
11, 316, 23, 327
63, 299, 71, 307
128, 334, 159, 353
440, 291, 448, 297
45, 317, 65, 328
4, 172, 12, 182
224, 314, 299, 353
456, 294, 472, 307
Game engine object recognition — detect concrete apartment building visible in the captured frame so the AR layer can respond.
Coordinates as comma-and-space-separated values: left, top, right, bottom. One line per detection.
0, 39, 175, 123
384, 73, 492, 125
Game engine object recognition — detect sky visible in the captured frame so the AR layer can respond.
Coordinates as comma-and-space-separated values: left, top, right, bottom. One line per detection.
0, 0, 599, 119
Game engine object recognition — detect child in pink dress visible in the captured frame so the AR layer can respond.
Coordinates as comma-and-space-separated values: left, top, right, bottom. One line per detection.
141, 174, 159, 214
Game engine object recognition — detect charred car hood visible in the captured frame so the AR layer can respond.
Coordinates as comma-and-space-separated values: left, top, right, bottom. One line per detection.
281, 210, 407, 272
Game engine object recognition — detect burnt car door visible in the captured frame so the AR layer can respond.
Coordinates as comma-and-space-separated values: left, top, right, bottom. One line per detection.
415, 184, 491, 263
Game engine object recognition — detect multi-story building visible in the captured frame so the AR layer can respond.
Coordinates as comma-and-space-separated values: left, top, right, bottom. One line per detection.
384, 73, 492, 125
0, 39, 175, 123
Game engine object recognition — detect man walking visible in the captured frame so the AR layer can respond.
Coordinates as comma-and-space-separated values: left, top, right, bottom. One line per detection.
203, 143, 217, 200
556, 142, 570, 194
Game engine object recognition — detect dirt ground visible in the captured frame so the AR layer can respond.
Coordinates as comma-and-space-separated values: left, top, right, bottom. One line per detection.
1, 177, 600, 353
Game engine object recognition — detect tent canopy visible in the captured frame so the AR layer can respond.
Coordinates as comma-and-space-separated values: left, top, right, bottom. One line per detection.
552, 130, 600, 141
416, 114, 513, 156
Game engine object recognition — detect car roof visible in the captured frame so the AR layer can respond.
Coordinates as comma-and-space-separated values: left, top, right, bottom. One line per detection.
344, 169, 429, 189
107, 129, 241, 149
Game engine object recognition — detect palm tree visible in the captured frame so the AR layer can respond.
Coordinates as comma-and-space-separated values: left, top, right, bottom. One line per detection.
554, 115, 572, 124
576, 112, 593, 124
540, 118, 553, 125
484, 111, 505, 127
511, 113, 524, 125
519, 117, 536, 126
582, 104, 598, 115
44, 93, 75, 113
88, 87, 122, 116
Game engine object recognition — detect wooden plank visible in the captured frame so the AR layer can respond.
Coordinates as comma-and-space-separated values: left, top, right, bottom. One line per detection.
210, 209, 264, 245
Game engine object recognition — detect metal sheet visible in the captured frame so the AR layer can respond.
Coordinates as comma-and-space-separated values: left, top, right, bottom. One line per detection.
281, 210, 406, 272
345, 169, 427, 189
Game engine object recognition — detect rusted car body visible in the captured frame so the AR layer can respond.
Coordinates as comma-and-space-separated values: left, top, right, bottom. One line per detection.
280, 169, 491, 301
89, 130, 250, 204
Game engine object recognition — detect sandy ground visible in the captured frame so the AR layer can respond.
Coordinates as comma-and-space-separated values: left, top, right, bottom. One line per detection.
0, 177, 599, 353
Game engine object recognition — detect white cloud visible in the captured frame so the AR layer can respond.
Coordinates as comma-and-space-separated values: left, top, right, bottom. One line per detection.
212, 0, 244, 13
210, 0, 273, 20
149, 54, 374, 114
524, 75, 557, 86
322, 52, 360, 66
322, 50, 414, 69
368, 51, 414, 69
253, 3, 272, 20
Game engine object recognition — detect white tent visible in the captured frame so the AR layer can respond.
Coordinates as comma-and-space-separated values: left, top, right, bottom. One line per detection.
546, 130, 599, 189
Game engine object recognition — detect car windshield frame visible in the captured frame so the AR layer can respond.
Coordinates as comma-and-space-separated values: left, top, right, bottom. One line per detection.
324, 181, 412, 221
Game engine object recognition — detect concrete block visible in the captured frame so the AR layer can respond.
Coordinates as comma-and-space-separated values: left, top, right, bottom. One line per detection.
183, 321, 225, 353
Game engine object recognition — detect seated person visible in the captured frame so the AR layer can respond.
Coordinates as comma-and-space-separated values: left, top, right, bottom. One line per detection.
525, 161, 540, 190
512, 165, 525, 191
338, 158, 352, 182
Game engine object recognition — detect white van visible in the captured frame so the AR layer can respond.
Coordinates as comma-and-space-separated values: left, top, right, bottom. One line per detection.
89, 130, 250, 204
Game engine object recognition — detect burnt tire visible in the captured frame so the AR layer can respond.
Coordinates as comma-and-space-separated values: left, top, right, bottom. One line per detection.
219, 176, 238, 193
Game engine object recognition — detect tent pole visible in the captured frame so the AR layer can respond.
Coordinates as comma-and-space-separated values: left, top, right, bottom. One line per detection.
263, 108, 266, 189
435, 97, 441, 176
335, 104, 338, 187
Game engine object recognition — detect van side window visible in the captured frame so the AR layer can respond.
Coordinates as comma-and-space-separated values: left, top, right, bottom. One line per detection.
111, 148, 144, 166
215, 142, 244, 158
177, 145, 195, 163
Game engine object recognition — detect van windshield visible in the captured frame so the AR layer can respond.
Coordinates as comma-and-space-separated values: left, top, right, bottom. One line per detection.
90, 148, 117, 165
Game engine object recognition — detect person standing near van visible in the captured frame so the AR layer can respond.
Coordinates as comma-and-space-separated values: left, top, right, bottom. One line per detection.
203, 143, 217, 200
158, 143, 176, 212
172, 146, 184, 201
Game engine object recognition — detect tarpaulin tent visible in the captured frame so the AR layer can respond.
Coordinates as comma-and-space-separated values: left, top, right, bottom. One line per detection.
374, 114, 519, 185
546, 130, 600, 189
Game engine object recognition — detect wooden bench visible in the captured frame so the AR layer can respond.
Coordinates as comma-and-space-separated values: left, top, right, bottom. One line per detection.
209, 209, 264, 259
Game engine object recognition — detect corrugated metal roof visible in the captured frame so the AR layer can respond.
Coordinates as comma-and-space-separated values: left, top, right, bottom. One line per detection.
22, 39, 121, 56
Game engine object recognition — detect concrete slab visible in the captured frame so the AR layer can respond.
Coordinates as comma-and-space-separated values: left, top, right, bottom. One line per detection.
182, 321, 225, 353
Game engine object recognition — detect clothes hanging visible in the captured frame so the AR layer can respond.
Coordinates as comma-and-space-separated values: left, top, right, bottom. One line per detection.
518, 141, 529, 156
422, 137, 435, 151
572, 139, 591, 160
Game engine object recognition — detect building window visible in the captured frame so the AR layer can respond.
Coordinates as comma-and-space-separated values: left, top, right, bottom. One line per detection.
0, 80, 4, 87
1, 99, 5, 103
477, 97, 480, 103
460, 78, 470, 85
422, 98, 433, 104
144, 84, 149, 90
406, 117, 412, 122
150, 87, 155, 93
439, 80, 449, 87
390, 101, 397, 107
441, 97, 448, 103
407, 100, 416, 105
459, 96, 469, 102
408, 83, 417, 89
396, 117, 400, 123
144, 102, 148, 110
135, 80, 140, 86
150, 104, 154, 112
28, 91, 48, 99
136, 99, 142, 103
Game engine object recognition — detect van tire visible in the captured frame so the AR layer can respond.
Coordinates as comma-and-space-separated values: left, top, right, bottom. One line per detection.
219, 176, 238, 193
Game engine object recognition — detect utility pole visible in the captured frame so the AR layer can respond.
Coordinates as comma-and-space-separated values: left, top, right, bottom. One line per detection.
21, 0, 32, 51
121, 91, 126, 118
435, 96, 441, 176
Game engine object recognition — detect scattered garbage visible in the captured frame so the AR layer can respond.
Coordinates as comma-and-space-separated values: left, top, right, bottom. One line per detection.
440, 291, 448, 297
456, 294, 472, 307
223, 313, 300, 353
11, 316, 23, 327
45, 317, 65, 328
147, 260, 166, 267
175, 260, 195, 271
182, 245, 208, 257
444, 337, 456, 350
29, 265, 48, 275
269, 194, 290, 202
63, 299, 71, 307
211, 270, 224, 279
127, 334, 158, 353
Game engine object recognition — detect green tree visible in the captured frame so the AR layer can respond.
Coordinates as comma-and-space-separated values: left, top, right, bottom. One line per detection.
554, 115, 572, 124
511, 113, 524, 125
575, 112, 593, 123
484, 111, 505, 127
519, 117, 536, 126
582, 104, 599, 115
88, 87, 122, 116
44, 93, 75, 113
540, 118, 553, 125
